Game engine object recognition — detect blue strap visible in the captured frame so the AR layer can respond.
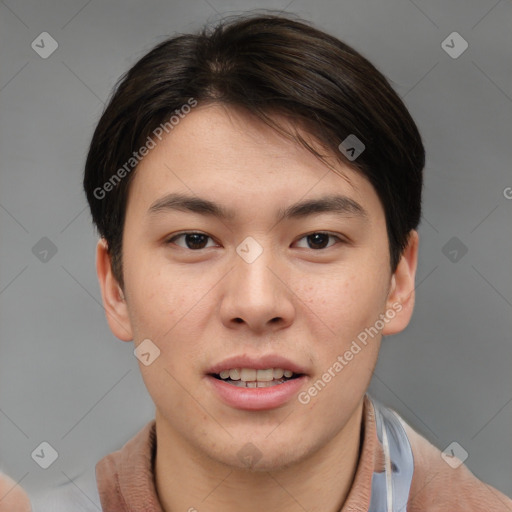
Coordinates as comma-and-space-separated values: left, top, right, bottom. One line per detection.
368, 395, 414, 512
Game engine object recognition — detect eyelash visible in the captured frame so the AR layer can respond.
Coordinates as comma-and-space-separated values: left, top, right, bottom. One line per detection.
165, 231, 345, 250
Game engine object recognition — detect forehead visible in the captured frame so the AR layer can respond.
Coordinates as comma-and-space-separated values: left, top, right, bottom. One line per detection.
126, 103, 383, 222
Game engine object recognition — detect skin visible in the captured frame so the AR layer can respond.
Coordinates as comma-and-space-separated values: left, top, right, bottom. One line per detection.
0, 473, 31, 512
97, 103, 418, 512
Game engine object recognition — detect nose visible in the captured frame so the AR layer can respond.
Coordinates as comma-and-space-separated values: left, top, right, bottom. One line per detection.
219, 244, 295, 334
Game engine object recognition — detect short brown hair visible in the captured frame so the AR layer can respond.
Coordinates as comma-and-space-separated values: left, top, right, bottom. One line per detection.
84, 12, 424, 288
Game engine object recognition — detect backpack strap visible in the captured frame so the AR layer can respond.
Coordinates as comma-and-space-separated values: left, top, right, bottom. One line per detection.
368, 395, 415, 512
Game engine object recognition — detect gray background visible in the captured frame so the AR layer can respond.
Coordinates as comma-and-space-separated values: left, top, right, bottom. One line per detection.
1, 0, 511, 507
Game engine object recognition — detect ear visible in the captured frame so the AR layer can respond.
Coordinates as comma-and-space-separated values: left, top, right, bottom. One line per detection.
381, 230, 419, 336
96, 238, 133, 342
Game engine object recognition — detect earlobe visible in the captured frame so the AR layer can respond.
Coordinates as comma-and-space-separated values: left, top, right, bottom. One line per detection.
96, 238, 133, 342
382, 230, 419, 336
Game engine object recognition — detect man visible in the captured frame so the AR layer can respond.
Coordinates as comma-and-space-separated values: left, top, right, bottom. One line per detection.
83, 13, 512, 511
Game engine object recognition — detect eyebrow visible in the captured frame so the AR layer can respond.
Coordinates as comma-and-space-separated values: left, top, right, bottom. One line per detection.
147, 192, 368, 223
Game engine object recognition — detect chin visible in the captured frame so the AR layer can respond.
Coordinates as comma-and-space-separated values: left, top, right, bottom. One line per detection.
207, 436, 314, 473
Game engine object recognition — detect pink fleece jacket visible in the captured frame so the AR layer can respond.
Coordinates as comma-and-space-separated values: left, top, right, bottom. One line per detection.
95, 395, 512, 511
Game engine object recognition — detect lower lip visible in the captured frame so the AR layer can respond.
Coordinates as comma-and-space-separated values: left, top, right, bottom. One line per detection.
205, 375, 307, 411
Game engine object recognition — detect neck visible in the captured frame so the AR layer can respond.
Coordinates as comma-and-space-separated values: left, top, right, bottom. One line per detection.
154, 399, 364, 512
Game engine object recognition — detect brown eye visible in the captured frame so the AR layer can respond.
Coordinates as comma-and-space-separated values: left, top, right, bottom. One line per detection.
307, 233, 330, 249
294, 232, 341, 250
168, 232, 216, 250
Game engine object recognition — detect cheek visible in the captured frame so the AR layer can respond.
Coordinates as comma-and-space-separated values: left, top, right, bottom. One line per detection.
295, 267, 388, 343
124, 255, 219, 376
124, 254, 192, 336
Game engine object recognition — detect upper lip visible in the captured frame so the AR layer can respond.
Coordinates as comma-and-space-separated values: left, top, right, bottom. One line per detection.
207, 354, 308, 375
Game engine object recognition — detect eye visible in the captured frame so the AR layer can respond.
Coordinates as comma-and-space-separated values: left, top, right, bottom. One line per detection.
166, 232, 218, 250
294, 232, 342, 250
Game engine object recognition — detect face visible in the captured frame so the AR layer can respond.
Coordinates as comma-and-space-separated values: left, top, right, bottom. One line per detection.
97, 103, 417, 471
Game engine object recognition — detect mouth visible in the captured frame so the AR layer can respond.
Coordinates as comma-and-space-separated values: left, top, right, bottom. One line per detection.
209, 367, 303, 388
205, 355, 308, 410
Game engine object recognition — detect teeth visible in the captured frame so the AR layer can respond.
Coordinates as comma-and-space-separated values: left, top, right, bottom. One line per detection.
256, 369, 274, 382
228, 379, 287, 388
240, 368, 257, 382
273, 368, 284, 379
229, 368, 241, 380
216, 367, 297, 382
257, 380, 278, 387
